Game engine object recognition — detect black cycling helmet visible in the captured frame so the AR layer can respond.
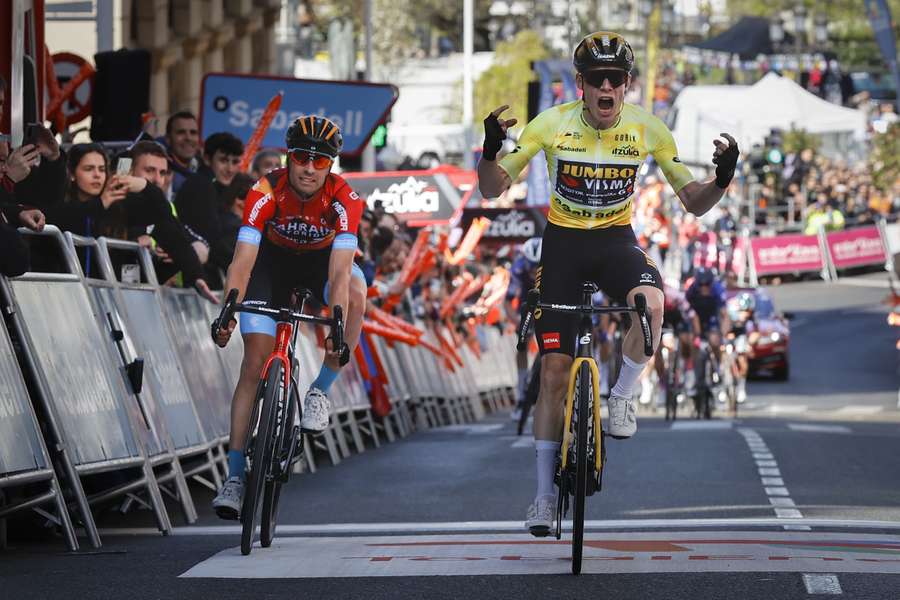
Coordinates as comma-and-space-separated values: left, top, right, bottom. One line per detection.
285, 115, 343, 158
573, 31, 635, 73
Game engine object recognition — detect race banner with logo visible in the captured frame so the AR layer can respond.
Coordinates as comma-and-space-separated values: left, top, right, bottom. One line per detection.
342, 169, 463, 227
824, 226, 887, 271
748, 232, 827, 282
459, 207, 547, 245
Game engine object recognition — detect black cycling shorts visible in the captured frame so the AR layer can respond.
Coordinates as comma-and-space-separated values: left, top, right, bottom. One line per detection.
240, 240, 365, 337
534, 223, 664, 356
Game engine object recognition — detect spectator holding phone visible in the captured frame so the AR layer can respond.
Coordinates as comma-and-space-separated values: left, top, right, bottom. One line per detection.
42, 143, 217, 302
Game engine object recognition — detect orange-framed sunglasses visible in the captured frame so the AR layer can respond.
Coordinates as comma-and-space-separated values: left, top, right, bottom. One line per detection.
288, 148, 333, 169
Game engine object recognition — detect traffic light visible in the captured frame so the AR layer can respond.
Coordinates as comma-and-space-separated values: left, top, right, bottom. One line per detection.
764, 128, 784, 166
372, 124, 387, 149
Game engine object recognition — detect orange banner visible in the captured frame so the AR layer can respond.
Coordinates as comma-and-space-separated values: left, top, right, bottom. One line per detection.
368, 304, 424, 338
439, 272, 474, 319
239, 91, 283, 173
383, 228, 431, 312
362, 320, 419, 346
446, 217, 491, 265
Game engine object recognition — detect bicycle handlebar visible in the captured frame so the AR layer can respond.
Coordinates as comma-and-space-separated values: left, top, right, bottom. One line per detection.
211, 288, 343, 348
515, 289, 655, 357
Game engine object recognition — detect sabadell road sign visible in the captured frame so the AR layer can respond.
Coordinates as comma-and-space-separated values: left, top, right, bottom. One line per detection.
199, 73, 398, 156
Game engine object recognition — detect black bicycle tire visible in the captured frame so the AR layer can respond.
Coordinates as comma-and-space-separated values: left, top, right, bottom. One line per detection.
572, 362, 591, 575
241, 361, 282, 556
261, 382, 298, 547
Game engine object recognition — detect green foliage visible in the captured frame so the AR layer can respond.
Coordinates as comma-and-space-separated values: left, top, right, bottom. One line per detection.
869, 121, 900, 193
781, 127, 821, 154
723, 0, 900, 69
471, 30, 551, 133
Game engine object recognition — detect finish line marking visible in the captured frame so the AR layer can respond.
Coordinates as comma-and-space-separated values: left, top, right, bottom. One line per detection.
100, 517, 900, 538
738, 428, 808, 530
178, 531, 900, 578
803, 573, 843, 594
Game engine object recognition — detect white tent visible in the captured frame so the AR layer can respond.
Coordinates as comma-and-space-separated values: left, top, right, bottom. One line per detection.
669, 73, 867, 166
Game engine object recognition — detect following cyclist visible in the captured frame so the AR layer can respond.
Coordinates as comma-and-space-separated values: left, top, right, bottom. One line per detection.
211, 116, 367, 519
507, 236, 542, 421
727, 291, 758, 404
477, 31, 739, 535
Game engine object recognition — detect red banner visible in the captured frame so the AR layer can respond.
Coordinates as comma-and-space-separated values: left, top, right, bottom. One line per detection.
750, 233, 825, 276
825, 226, 887, 270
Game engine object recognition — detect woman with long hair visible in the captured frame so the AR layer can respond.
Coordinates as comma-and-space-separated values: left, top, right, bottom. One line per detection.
44, 143, 216, 300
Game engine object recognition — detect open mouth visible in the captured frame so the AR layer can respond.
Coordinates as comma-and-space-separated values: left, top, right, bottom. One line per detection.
598, 97, 615, 110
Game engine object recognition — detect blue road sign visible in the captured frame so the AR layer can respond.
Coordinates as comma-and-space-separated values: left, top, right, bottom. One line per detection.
200, 73, 399, 156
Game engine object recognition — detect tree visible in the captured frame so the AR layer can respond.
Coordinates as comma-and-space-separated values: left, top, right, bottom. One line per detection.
471, 30, 551, 134
869, 121, 900, 193
722, 0, 900, 69
782, 127, 821, 154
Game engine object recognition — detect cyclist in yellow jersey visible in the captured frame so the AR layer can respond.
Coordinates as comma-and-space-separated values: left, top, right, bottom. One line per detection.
477, 31, 739, 535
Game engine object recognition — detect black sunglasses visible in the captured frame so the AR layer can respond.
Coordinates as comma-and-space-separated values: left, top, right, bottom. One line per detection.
582, 69, 628, 88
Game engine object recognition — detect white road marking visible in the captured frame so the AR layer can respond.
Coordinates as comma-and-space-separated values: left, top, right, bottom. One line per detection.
753, 453, 775, 459
775, 508, 804, 519
803, 573, 843, 594
670, 421, 734, 430
759, 468, 782, 477
177, 532, 900, 578
756, 460, 778, 467
833, 406, 882, 415
769, 497, 797, 507
789, 424, 852, 434
784, 525, 813, 531
762, 477, 785, 486
510, 438, 534, 448
765, 487, 790, 496
767, 405, 809, 414
99, 518, 900, 538
429, 424, 505, 434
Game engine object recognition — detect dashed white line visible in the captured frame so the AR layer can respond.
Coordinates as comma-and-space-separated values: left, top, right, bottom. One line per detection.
738, 427, 804, 528
802, 573, 843, 594
788, 423, 852, 434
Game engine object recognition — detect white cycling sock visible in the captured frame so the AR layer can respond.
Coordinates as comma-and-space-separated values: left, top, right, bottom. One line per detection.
611, 355, 648, 399
534, 439, 558, 500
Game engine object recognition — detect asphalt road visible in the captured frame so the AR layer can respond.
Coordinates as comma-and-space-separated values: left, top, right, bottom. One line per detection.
2, 274, 898, 599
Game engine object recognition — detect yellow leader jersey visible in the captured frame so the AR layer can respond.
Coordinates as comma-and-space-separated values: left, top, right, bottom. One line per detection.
498, 100, 694, 229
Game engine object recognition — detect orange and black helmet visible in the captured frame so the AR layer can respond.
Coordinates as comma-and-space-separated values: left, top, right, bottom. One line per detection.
285, 115, 343, 158
573, 31, 635, 73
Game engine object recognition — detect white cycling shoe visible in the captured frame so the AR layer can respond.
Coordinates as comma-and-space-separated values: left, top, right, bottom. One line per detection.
525, 494, 555, 537
607, 393, 637, 438
300, 387, 331, 434
212, 476, 244, 520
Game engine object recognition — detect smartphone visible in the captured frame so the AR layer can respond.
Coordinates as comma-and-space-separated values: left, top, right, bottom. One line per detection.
22, 123, 40, 146
116, 157, 133, 176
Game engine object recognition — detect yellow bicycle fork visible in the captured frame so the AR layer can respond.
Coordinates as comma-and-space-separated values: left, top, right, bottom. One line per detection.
560, 357, 604, 473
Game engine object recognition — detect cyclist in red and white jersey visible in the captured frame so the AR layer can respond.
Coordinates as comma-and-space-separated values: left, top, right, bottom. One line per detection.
211, 116, 367, 519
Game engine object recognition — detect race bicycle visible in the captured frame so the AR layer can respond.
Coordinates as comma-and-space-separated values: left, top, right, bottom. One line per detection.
211, 288, 344, 556
516, 283, 653, 575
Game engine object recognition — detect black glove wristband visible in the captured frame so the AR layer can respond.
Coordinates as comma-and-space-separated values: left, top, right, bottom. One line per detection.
715, 168, 735, 189
482, 113, 505, 161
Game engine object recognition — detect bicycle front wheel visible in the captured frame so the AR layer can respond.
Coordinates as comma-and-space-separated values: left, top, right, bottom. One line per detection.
261, 382, 298, 548
572, 362, 592, 575
241, 361, 283, 556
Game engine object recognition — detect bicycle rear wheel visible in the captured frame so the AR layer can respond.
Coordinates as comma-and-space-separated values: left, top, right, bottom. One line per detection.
241, 361, 282, 556
572, 362, 591, 575
261, 382, 298, 547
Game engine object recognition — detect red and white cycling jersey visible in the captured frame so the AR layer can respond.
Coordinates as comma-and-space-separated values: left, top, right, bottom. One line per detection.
242, 168, 364, 253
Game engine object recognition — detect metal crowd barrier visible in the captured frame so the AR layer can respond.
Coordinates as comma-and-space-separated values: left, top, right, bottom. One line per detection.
0, 228, 520, 551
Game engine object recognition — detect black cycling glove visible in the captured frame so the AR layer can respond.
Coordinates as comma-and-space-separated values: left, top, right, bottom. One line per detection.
713, 135, 739, 189
482, 112, 506, 161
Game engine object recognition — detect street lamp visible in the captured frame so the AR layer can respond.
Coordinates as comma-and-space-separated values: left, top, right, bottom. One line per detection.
814, 14, 828, 47
769, 16, 784, 53
793, 4, 807, 52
